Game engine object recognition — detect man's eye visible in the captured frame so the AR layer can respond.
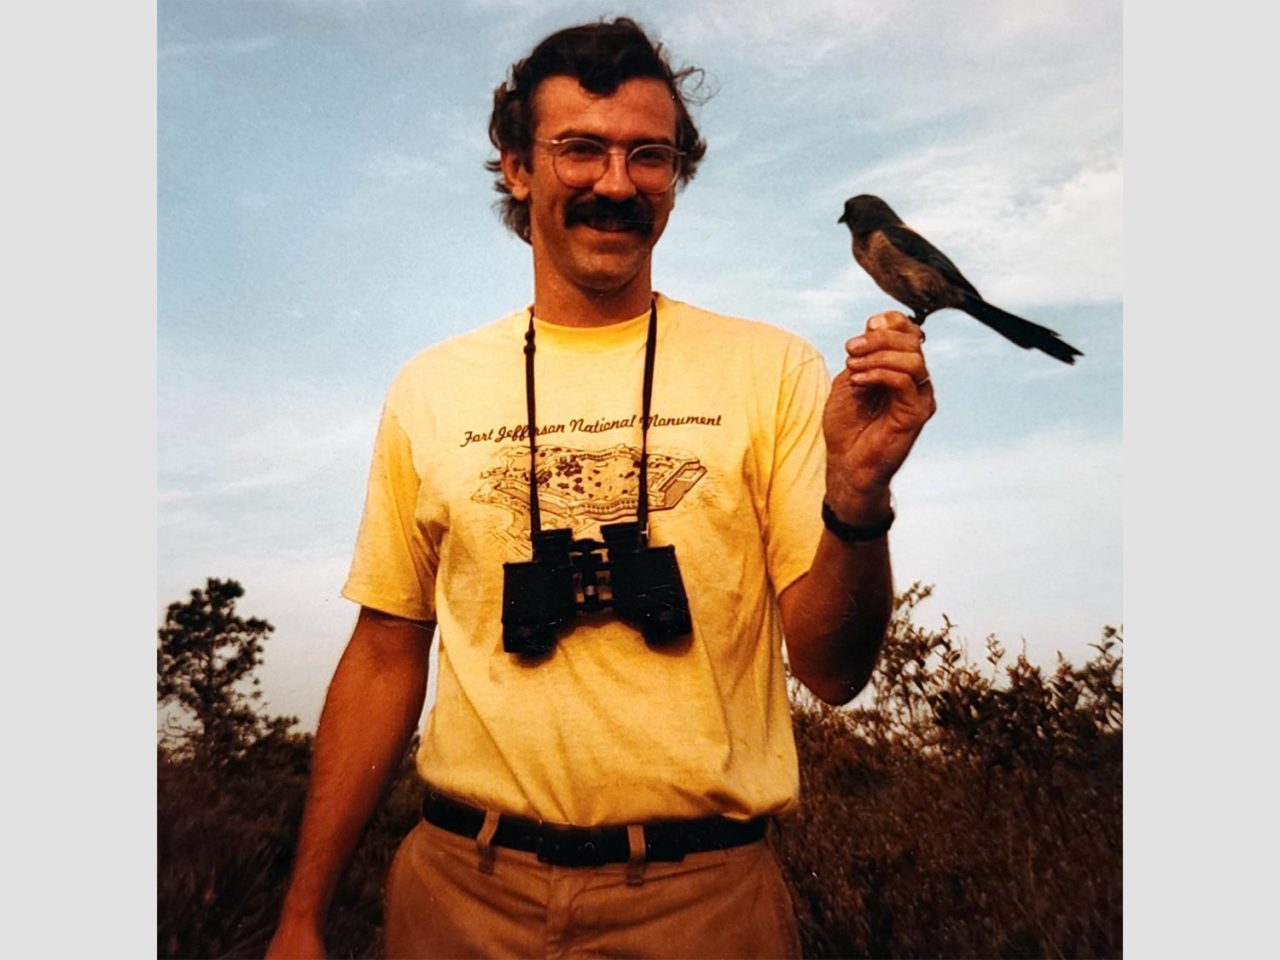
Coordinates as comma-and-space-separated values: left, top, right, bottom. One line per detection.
561, 141, 604, 161
631, 146, 674, 168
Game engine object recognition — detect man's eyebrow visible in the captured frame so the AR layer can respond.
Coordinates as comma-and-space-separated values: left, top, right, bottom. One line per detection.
551, 129, 678, 147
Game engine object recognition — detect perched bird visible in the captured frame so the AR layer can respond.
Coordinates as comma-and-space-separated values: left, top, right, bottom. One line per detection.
838, 194, 1083, 364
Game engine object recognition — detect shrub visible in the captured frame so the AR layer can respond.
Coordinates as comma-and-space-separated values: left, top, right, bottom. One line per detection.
157, 582, 1122, 958
776, 584, 1123, 958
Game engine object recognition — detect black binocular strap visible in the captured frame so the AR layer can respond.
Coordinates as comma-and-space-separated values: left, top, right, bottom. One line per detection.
637, 298, 658, 537
522, 298, 659, 542
521, 317, 542, 535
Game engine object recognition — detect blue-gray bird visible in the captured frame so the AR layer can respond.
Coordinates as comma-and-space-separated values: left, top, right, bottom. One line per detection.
838, 194, 1083, 364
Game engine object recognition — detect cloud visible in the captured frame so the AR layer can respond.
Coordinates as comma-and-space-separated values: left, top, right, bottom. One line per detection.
890, 423, 1122, 665
159, 35, 278, 62
995, 160, 1123, 304
366, 148, 449, 183
278, 0, 380, 21
236, 191, 274, 211
840, 153, 1123, 309
465, 0, 578, 8
157, 370, 380, 564
652, 1, 1121, 335
461, 0, 599, 52
667, 1, 890, 71
160, 394, 373, 500
221, 419, 371, 494
667, 0, 1116, 83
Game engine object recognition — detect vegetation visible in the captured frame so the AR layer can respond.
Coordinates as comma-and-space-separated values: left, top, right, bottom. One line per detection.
158, 577, 290, 763
776, 584, 1121, 958
157, 579, 1121, 958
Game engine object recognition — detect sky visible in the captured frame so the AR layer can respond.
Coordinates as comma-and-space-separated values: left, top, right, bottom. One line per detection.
157, 0, 1123, 732
19, 3, 1280, 955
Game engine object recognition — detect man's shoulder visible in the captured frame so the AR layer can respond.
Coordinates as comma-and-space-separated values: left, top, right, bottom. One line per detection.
409, 311, 521, 362
386, 311, 522, 389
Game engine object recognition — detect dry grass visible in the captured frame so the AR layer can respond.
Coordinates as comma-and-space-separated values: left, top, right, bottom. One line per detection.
776, 585, 1122, 958
157, 583, 1121, 958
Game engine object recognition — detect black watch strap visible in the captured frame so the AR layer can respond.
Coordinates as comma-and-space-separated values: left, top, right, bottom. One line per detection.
821, 500, 894, 542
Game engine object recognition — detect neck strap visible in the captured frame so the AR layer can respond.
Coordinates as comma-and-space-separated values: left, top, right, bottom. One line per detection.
522, 298, 659, 542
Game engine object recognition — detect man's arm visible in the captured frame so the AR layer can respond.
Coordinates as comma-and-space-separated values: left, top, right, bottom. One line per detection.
267, 607, 434, 959
779, 533, 893, 706
780, 310, 933, 706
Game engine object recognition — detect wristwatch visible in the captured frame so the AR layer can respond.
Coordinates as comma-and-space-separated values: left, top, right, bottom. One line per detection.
821, 500, 895, 542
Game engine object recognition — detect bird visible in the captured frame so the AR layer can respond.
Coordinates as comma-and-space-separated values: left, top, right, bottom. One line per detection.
838, 194, 1083, 364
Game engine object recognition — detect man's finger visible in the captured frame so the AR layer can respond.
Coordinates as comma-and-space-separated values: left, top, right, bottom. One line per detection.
866, 310, 913, 333
845, 330, 923, 359
844, 368, 938, 420
846, 319, 924, 356
847, 368, 928, 392
845, 349, 928, 382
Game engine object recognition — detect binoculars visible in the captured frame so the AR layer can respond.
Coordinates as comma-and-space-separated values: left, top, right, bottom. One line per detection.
502, 521, 692, 657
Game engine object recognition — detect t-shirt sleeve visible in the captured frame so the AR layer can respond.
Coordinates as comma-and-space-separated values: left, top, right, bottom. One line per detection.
341, 401, 438, 621
763, 346, 829, 597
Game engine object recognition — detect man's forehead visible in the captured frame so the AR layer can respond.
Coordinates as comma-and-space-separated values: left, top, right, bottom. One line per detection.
531, 75, 678, 140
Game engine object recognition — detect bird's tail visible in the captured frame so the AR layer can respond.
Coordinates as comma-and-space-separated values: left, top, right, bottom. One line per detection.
959, 293, 1083, 365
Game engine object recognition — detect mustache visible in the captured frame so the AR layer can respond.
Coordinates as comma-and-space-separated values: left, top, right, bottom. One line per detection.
563, 197, 654, 234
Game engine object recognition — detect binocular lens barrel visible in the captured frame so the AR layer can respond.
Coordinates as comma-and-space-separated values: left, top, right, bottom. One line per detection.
501, 525, 691, 657
501, 556, 577, 656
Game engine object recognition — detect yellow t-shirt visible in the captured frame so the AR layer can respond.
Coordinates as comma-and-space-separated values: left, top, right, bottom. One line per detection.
343, 294, 829, 825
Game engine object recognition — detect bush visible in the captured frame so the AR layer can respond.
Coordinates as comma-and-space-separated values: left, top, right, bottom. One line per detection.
775, 584, 1122, 958
157, 582, 1122, 958
157, 730, 422, 959
157, 734, 312, 958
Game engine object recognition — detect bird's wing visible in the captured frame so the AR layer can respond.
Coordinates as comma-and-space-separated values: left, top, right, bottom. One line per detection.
882, 224, 982, 299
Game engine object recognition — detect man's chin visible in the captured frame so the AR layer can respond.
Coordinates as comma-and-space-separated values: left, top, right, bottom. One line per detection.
567, 226, 656, 270
565, 252, 651, 294
533, 220, 665, 293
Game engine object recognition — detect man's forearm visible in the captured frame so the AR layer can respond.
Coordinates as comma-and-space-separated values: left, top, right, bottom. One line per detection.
783, 309, 931, 705
272, 609, 433, 944
779, 530, 893, 706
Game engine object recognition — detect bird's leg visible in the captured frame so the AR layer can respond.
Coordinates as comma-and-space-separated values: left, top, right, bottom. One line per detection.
912, 315, 927, 343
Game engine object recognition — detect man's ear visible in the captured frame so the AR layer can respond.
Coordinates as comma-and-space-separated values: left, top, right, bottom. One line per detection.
500, 150, 530, 202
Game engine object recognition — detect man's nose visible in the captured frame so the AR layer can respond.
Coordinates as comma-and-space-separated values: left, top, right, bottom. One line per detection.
592, 149, 637, 200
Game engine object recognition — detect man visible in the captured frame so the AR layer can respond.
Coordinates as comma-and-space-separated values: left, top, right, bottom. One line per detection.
268, 17, 932, 959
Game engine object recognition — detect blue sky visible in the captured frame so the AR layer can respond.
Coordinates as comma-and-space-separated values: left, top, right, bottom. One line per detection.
158, 0, 1122, 729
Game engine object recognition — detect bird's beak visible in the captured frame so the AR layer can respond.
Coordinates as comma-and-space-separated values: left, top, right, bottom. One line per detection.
837, 213, 847, 225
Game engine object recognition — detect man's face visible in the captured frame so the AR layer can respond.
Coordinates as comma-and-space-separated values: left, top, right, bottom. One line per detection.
503, 75, 679, 301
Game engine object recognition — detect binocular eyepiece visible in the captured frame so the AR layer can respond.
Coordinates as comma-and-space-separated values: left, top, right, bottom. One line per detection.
502, 522, 692, 658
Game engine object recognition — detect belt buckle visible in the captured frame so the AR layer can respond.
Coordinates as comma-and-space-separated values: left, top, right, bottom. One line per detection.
536, 824, 607, 867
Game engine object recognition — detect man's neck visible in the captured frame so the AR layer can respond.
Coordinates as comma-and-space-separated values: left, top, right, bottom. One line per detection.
531, 275, 654, 328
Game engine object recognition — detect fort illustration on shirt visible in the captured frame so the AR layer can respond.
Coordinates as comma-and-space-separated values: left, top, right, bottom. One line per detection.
473, 442, 707, 546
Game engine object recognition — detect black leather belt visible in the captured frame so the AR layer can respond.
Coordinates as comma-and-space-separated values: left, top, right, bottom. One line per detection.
421, 790, 768, 867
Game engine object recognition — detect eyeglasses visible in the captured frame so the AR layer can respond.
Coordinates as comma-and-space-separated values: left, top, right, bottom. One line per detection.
534, 137, 684, 193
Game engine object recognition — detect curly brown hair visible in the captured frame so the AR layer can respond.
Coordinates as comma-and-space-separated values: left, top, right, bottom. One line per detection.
486, 17, 709, 244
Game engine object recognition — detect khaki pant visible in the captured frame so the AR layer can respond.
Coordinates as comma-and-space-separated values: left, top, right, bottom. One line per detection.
384, 819, 802, 958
